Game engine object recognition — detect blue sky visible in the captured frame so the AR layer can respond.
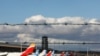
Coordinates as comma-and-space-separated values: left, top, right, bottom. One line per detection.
0, 0, 100, 23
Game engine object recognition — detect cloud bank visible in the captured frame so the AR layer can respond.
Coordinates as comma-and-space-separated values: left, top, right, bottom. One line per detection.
0, 15, 100, 42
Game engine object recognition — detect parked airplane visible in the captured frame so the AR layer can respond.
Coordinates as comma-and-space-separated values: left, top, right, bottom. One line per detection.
0, 43, 56, 56
0, 43, 36, 56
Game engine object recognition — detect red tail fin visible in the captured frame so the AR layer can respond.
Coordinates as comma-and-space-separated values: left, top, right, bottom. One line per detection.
46, 50, 52, 56
21, 43, 36, 56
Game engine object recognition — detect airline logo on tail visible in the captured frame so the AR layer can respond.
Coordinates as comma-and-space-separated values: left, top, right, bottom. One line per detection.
21, 43, 36, 56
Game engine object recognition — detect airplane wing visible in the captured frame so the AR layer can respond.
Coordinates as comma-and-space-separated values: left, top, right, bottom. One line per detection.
7, 52, 21, 56
0, 52, 8, 56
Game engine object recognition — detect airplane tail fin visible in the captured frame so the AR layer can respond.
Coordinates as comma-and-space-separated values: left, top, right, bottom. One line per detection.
21, 43, 36, 56
39, 49, 46, 56
46, 50, 52, 56
32, 49, 39, 56
51, 50, 55, 56
60, 51, 65, 56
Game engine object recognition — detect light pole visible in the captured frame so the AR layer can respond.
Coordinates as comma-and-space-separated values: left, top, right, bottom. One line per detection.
87, 47, 89, 56
20, 41, 22, 52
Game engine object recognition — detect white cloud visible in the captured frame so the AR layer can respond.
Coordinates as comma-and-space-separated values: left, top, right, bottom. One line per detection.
81, 19, 100, 36
25, 15, 46, 23
0, 15, 100, 42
